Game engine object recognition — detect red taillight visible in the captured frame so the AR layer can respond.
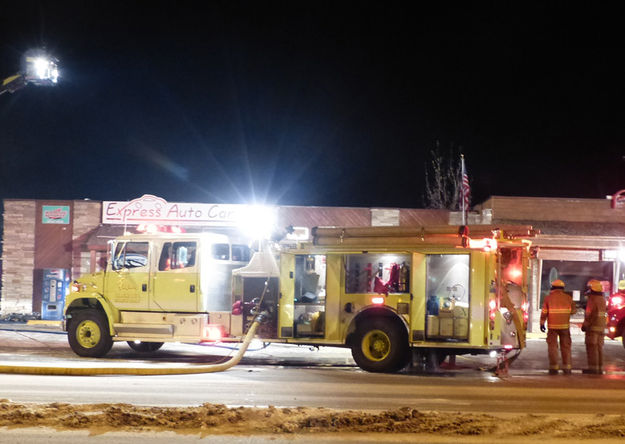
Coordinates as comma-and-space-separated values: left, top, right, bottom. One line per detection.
611, 295, 625, 310
204, 325, 224, 342
371, 296, 385, 305
468, 237, 498, 252
488, 299, 497, 329
521, 301, 529, 323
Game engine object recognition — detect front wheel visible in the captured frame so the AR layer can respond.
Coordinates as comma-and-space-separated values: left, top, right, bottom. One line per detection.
67, 309, 113, 357
351, 318, 409, 373
127, 341, 164, 352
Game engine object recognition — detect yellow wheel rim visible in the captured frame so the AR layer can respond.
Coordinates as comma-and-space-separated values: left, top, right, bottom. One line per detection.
361, 329, 391, 362
76, 320, 101, 349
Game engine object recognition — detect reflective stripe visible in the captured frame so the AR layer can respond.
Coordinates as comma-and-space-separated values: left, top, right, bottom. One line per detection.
548, 324, 570, 329
543, 290, 576, 330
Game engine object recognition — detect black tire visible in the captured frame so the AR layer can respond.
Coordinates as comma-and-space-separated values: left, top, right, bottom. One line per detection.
127, 341, 164, 352
351, 318, 409, 373
67, 309, 113, 357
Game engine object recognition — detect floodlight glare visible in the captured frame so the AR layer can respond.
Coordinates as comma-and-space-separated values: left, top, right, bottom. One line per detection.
237, 205, 278, 241
1, 48, 59, 96
23, 50, 59, 86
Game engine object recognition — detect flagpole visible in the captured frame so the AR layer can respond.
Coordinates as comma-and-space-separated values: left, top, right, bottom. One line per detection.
461, 154, 466, 225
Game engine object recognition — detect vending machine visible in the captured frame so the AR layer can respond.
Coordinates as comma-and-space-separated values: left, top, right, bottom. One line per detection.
41, 268, 68, 320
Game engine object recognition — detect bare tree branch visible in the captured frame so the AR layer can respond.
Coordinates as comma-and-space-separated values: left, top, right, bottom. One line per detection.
424, 142, 462, 209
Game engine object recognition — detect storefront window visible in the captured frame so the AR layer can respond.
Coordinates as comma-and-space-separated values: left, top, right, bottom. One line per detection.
541, 260, 613, 309
344, 253, 411, 294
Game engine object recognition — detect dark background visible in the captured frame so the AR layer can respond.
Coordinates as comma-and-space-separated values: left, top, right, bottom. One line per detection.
2, 1, 625, 208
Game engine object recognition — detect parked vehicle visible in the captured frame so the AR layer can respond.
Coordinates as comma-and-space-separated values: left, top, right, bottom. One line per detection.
63, 225, 535, 373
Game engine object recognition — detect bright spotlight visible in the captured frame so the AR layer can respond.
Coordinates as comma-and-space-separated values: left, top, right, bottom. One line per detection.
237, 205, 278, 241
23, 50, 59, 85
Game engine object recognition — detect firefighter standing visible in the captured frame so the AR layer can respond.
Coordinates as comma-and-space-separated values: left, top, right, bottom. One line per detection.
540, 279, 576, 375
582, 280, 607, 375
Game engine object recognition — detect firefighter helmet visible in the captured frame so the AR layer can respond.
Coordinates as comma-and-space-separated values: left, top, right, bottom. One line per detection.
618, 280, 625, 291
551, 279, 565, 289
588, 280, 603, 293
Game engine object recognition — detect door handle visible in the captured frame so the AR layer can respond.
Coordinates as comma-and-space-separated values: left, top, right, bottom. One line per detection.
190, 284, 196, 293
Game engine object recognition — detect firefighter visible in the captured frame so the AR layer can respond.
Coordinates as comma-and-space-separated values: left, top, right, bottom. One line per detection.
540, 279, 576, 375
582, 280, 607, 375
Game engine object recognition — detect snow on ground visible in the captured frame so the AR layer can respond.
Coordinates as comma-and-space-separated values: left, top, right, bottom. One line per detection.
0, 400, 624, 441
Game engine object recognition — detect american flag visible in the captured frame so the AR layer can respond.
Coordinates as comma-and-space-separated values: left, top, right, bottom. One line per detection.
460, 155, 470, 221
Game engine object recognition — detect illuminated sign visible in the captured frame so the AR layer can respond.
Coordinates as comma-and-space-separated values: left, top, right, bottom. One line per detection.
102, 194, 276, 228
42, 205, 70, 224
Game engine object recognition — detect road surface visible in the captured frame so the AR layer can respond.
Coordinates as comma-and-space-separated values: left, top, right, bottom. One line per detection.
1, 325, 625, 442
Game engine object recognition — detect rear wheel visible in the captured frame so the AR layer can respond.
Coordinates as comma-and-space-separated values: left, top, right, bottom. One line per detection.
127, 341, 164, 352
67, 309, 113, 357
351, 318, 409, 373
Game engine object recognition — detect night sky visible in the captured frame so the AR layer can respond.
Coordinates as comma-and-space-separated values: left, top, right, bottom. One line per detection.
2, 2, 625, 209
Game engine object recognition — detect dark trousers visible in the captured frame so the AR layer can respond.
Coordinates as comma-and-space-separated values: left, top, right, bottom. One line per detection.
546, 329, 572, 370
585, 331, 604, 372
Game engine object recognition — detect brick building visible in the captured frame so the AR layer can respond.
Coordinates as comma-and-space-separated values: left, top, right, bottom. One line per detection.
3, 194, 625, 332
0, 196, 447, 316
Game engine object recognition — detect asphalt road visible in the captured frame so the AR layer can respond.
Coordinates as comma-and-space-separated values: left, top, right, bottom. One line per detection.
0, 324, 624, 414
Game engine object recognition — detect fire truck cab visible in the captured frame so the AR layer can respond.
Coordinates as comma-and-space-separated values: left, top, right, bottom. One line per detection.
63, 232, 251, 356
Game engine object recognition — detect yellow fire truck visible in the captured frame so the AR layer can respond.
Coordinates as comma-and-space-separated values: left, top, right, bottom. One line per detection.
63, 225, 535, 373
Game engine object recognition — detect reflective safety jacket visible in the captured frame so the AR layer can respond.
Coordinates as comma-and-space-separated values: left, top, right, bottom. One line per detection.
540, 289, 577, 330
583, 293, 607, 333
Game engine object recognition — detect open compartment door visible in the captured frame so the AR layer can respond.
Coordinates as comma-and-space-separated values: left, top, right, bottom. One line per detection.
278, 252, 295, 338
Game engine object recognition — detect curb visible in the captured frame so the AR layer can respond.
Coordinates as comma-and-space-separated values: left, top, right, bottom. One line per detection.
26, 320, 63, 327
526, 332, 545, 340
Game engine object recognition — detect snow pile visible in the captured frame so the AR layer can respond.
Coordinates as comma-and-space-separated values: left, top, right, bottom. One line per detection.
0, 400, 624, 439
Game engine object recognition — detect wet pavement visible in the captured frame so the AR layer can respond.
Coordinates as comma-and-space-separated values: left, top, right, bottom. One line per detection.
1, 321, 624, 376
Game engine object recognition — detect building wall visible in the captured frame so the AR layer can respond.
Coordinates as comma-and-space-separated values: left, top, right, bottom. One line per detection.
72, 201, 102, 278
477, 196, 625, 223
1, 200, 36, 314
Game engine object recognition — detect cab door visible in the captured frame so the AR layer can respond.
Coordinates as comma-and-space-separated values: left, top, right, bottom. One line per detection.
151, 241, 199, 312
105, 241, 151, 310
278, 253, 295, 338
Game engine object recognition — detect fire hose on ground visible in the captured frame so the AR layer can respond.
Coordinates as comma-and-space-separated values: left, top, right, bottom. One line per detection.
0, 312, 267, 376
